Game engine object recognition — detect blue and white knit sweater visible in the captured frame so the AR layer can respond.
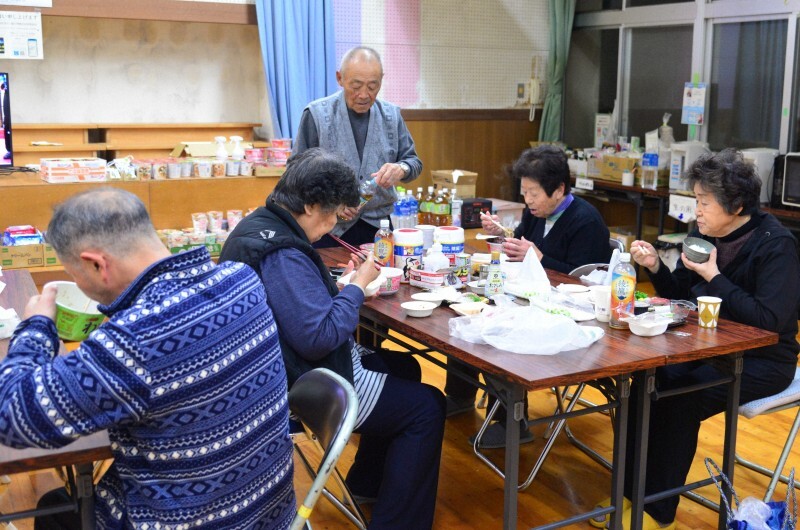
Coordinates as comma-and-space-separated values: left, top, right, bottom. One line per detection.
0, 247, 295, 530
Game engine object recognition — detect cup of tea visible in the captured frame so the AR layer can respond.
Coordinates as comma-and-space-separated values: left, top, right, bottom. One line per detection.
697, 296, 722, 328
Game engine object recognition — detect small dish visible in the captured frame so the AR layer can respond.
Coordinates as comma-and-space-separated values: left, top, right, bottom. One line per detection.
401, 301, 437, 317
466, 280, 486, 294
556, 283, 589, 294
450, 301, 488, 316
411, 292, 445, 306
622, 315, 671, 337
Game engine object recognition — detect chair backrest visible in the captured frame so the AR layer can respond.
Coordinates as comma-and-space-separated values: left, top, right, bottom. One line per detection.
568, 263, 609, 278
289, 368, 359, 530
609, 237, 625, 253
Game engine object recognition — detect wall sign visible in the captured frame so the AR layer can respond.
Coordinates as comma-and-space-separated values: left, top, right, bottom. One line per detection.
0, 11, 42, 59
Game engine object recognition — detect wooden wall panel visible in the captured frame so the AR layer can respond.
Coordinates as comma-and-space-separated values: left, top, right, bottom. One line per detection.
404, 114, 539, 201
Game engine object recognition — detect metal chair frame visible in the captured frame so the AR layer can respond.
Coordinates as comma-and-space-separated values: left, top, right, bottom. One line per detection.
289, 368, 365, 530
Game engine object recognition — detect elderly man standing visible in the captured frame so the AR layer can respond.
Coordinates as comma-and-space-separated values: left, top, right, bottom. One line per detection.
293, 46, 422, 247
0, 189, 295, 530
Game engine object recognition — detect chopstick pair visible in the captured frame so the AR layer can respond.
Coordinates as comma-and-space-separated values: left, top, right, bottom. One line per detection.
327, 233, 382, 272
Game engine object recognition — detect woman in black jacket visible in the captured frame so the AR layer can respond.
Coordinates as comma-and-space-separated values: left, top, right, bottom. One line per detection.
593, 149, 800, 530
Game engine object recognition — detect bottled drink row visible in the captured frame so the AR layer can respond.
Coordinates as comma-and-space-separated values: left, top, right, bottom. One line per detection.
390, 185, 463, 229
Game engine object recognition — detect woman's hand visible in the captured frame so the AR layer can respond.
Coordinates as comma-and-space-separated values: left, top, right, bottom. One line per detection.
681, 248, 720, 283
338, 206, 360, 222
480, 213, 505, 236
351, 251, 381, 292
503, 236, 541, 262
630, 240, 659, 273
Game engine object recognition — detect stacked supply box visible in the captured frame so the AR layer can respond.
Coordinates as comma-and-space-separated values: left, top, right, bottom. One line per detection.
431, 170, 478, 198
41, 158, 107, 183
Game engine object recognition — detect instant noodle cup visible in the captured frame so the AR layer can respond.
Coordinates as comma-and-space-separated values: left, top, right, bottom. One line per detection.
271, 138, 292, 149
227, 210, 243, 231
239, 160, 253, 176
211, 160, 226, 178
207, 211, 224, 232
46, 281, 104, 342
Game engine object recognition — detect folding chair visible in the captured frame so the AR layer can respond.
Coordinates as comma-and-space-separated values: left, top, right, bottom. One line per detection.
684, 366, 800, 510
289, 368, 364, 530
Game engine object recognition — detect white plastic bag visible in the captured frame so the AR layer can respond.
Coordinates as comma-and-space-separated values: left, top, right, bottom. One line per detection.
449, 304, 604, 355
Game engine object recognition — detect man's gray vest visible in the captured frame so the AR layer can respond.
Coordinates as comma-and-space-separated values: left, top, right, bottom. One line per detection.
307, 91, 401, 236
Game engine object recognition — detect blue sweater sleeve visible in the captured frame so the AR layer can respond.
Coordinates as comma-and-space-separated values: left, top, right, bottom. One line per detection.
261, 248, 364, 360
0, 316, 150, 449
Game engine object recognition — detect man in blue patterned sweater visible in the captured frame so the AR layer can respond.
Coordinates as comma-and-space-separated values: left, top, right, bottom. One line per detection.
0, 188, 295, 529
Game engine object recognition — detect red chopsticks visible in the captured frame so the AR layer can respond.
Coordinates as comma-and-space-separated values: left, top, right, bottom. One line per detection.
327, 233, 382, 272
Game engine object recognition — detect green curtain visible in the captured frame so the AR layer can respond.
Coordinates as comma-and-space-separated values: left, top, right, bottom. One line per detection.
538, 0, 576, 142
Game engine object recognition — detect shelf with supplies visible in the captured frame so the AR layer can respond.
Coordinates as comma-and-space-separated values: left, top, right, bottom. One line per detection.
0, 171, 280, 283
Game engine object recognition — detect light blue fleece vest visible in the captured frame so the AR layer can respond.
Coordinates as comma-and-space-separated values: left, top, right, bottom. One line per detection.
307, 91, 401, 235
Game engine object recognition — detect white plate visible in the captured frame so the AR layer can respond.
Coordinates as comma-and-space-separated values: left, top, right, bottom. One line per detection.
556, 283, 589, 294
450, 302, 488, 316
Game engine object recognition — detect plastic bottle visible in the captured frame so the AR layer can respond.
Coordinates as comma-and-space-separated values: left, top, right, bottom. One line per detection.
390, 195, 404, 230
641, 152, 659, 190
432, 190, 446, 226
451, 189, 462, 227
419, 185, 434, 225
214, 136, 228, 161
374, 219, 394, 267
484, 250, 504, 296
423, 242, 450, 272
230, 136, 245, 160
405, 189, 418, 229
609, 252, 636, 329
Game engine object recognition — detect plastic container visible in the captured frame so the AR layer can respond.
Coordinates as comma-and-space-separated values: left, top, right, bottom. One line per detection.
423, 242, 451, 272
393, 228, 423, 282
485, 251, 504, 297
214, 136, 228, 161
433, 226, 464, 265
609, 253, 636, 329
641, 152, 659, 190
46, 281, 104, 341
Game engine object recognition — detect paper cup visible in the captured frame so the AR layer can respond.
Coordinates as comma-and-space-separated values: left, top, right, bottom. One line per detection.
697, 296, 722, 328
591, 285, 611, 323
46, 281, 104, 341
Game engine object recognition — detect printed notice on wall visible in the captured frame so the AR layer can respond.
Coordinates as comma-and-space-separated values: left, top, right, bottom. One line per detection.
0, 11, 43, 60
681, 82, 706, 126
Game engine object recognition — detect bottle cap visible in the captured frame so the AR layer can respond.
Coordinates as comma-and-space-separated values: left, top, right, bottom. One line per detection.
620, 252, 631, 262
490, 250, 500, 261
380, 219, 389, 228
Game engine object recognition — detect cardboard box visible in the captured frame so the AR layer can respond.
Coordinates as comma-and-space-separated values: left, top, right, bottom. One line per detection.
40, 158, 107, 183
599, 155, 639, 183
489, 198, 525, 229
608, 224, 660, 253
169, 243, 222, 256
431, 170, 478, 199
254, 165, 285, 178
0, 244, 44, 269
170, 141, 254, 158
43, 244, 61, 266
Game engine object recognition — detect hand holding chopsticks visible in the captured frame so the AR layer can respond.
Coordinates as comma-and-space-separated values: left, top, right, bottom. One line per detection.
328, 233, 383, 272
480, 210, 514, 238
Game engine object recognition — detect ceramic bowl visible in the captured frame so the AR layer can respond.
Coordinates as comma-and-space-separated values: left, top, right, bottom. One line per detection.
682, 237, 715, 264
377, 267, 403, 295
401, 301, 437, 317
411, 292, 445, 307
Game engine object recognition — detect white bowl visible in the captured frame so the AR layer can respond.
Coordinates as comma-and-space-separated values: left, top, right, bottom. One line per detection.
401, 301, 437, 317
336, 271, 382, 297
624, 316, 670, 337
466, 280, 486, 294
556, 283, 589, 294
411, 292, 445, 306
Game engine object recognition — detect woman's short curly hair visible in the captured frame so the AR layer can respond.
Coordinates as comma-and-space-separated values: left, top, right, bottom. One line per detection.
507, 145, 571, 196
685, 148, 761, 215
268, 148, 360, 213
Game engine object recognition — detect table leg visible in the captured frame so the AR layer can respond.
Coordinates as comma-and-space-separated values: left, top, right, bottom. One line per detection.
630, 368, 656, 530
719, 354, 743, 530
75, 463, 95, 530
609, 374, 631, 530
502, 382, 525, 530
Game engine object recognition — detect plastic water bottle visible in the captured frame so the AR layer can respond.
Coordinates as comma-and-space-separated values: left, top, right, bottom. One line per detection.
391, 195, 404, 229
641, 152, 659, 190
405, 190, 418, 229
609, 253, 636, 329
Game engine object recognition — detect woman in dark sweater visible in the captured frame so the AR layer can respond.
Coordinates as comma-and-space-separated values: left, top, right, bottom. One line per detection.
592, 149, 800, 529
446, 146, 611, 447
481, 145, 611, 274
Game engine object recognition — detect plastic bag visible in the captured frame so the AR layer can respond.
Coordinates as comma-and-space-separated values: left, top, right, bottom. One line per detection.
449, 303, 604, 355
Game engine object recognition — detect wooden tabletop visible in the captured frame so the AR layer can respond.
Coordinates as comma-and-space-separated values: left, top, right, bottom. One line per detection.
0, 269, 112, 475
319, 247, 778, 391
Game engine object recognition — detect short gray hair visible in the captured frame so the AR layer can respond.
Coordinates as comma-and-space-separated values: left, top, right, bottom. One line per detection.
685, 148, 761, 215
46, 188, 158, 262
339, 46, 383, 74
